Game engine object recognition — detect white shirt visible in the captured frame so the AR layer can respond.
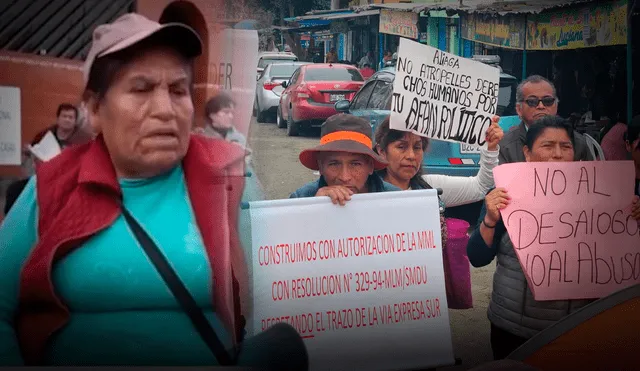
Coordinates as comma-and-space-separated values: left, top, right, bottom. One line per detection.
421, 147, 499, 208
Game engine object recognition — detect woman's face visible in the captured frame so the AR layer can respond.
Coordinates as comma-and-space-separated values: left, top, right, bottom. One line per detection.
210, 105, 235, 130
379, 132, 424, 183
90, 47, 193, 179
524, 128, 575, 162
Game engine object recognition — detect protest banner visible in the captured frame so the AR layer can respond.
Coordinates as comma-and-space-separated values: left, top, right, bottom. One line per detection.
493, 161, 640, 301
248, 190, 454, 371
0, 86, 21, 166
390, 38, 500, 147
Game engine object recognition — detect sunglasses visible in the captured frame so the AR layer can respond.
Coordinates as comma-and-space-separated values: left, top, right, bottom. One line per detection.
521, 96, 557, 108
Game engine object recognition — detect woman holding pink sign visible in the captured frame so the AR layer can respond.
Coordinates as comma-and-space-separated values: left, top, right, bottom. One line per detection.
466, 115, 640, 360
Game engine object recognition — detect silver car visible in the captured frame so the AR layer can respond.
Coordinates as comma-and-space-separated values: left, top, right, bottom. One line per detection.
254, 61, 310, 122
256, 52, 298, 75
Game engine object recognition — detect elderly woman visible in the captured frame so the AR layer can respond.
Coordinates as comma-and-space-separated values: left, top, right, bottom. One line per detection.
0, 14, 263, 366
373, 115, 503, 204
466, 115, 640, 360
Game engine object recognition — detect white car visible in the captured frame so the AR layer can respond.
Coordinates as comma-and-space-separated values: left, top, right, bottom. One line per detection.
257, 52, 298, 75
255, 61, 310, 122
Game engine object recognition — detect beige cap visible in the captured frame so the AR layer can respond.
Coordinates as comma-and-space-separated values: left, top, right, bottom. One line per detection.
83, 13, 203, 86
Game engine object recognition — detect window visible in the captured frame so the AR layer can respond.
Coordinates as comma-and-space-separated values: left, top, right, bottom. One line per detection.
289, 69, 300, 85
350, 80, 377, 110
271, 64, 303, 79
367, 80, 393, 110
304, 68, 364, 82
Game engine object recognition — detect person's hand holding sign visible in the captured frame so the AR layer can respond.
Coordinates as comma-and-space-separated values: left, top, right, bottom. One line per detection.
485, 116, 504, 151
480, 187, 511, 247
316, 185, 354, 206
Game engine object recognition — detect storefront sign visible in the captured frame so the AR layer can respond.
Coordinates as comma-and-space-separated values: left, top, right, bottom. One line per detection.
379, 9, 418, 39
461, 13, 526, 50
314, 31, 333, 42
0, 86, 21, 166
526, 0, 627, 50
249, 190, 454, 371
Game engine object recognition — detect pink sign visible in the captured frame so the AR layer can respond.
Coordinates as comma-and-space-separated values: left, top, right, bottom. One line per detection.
493, 161, 640, 301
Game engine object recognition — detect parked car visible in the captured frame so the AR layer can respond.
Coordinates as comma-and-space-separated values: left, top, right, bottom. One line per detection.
335, 66, 520, 177
255, 62, 311, 122
256, 52, 298, 75
277, 63, 365, 136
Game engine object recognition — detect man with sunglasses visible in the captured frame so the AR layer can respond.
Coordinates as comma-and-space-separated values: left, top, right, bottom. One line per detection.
498, 75, 594, 164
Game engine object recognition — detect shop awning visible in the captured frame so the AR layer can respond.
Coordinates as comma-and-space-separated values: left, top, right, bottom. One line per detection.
319, 9, 380, 20
284, 10, 352, 22
366, 0, 592, 15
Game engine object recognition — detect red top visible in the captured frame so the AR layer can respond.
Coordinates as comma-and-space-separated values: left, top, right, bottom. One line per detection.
16, 135, 248, 364
360, 67, 375, 79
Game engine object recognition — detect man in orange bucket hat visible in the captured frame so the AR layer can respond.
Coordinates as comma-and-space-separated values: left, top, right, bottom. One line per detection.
290, 114, 399, 204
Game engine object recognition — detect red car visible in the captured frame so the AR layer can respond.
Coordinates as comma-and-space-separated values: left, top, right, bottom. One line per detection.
276, 63, 364, 136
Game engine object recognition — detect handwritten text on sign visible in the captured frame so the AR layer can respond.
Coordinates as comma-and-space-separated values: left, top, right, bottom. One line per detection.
390, 38, 500, 146
494, 161, 640, 301
249, 191, 454, 371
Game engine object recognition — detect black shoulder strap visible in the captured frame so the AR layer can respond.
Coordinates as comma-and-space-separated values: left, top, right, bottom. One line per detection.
120, 206, 235, 365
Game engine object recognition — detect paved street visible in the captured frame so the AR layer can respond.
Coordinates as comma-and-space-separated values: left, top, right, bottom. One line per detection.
247, 117, 498, 369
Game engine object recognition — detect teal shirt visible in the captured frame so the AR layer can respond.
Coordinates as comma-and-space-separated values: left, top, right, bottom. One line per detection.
0, 165, 232, 366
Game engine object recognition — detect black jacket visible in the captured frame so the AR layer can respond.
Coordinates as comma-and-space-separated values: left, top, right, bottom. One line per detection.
498, 122, 594, 164
4, 178, 30, 216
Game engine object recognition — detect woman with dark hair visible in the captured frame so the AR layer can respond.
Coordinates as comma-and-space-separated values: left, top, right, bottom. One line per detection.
373, 116, 503, 205
373, 116, 503, 312
197, 92, 248, 149
466, 115, 640, 360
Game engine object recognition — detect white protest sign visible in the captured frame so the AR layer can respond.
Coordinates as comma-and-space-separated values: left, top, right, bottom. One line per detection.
215, 28, 259, 137
249, 190, 454, 371
27, 131, 61, 162
0, 86, 21, 165
390, 38, 500, 146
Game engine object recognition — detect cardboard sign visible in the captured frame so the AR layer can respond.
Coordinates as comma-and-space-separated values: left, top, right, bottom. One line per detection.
494, 161, 640, 301
0, 86, 21, 165
248, 190, 454, 371
390, 38, 500, 147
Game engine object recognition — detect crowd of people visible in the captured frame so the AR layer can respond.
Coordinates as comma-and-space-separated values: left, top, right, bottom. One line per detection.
287, 74, 640, 363
0, 12, 639, 370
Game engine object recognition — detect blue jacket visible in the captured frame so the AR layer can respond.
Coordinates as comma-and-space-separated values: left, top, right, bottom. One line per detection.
290, 174, 400, 198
